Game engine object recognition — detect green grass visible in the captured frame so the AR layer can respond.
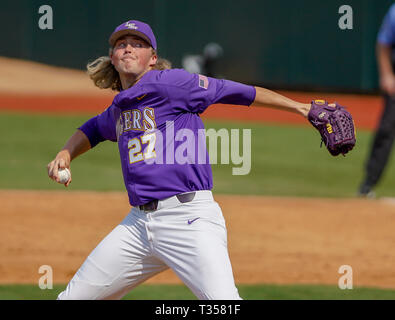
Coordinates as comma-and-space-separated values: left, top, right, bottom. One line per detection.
1, 111, 394, 197
1, 283, 395, 300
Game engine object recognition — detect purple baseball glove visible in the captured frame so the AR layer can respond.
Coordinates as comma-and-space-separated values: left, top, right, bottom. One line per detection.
308, 100, 356, 156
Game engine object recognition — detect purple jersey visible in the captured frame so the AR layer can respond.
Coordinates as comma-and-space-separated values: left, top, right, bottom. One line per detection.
79, 69, 256, 206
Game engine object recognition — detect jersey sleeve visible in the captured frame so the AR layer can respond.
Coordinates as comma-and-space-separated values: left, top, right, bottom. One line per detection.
162, 69, 256, 114
78, 105, 118, 148
378, 4, 395, 45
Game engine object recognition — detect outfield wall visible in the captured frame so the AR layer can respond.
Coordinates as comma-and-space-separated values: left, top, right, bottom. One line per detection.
0, 0, 393, 92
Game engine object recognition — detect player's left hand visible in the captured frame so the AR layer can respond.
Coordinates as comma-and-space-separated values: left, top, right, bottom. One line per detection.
307, 100, 356, 156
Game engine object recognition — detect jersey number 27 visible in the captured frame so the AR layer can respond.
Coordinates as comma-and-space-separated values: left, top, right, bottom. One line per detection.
128, 133, 156, 164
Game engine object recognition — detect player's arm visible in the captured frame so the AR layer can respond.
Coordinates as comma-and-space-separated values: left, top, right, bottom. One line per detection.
47, 130, 91, 186
47, 105, 116, 187
251, 87, 311, 118
181, 71, 312, 116
377, 43, 395, 95
250, 86, 356, 156
210, 77, 355, 155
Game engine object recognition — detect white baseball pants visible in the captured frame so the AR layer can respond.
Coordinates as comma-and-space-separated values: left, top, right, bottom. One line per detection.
57, 190, 241, 300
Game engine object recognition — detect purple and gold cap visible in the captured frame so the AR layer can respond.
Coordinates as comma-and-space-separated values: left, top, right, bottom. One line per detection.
109, 20, 157, 50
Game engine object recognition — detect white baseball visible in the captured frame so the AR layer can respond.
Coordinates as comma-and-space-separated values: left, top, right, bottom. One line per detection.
57, 168, 71, 184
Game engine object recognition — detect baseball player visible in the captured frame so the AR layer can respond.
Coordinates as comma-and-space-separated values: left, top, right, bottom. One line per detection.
47, 20, 355, 300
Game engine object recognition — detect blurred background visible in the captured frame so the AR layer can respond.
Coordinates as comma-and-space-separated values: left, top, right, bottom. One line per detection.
0, 0, 391, 92
1, 0, 395, 300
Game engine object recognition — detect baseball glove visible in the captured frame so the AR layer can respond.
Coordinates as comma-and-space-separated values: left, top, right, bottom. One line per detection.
308, 100, 356, 156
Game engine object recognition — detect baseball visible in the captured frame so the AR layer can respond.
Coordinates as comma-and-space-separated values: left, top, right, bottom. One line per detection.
57, 168, 70, 184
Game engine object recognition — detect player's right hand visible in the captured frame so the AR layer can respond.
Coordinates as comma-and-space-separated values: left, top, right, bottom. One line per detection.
47, 150, 72, 187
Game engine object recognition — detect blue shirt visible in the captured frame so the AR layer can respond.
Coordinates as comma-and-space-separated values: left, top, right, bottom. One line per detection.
378, 4, 395, 45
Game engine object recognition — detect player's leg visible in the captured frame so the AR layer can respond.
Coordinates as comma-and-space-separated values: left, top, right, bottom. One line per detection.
57, 208, 168, 300
150, 192, 241, 300
359, 95, 395, 194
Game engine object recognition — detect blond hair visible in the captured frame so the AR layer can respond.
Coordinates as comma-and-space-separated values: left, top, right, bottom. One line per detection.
86, 49, 171, 92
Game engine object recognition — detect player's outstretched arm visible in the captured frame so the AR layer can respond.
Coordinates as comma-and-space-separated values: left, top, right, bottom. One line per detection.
47, 130, 91, 187
251, 86, 312, 117
250, 86, 356, 156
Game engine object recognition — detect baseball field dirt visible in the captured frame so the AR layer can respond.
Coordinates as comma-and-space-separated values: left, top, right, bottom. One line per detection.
1, 190, 395, 288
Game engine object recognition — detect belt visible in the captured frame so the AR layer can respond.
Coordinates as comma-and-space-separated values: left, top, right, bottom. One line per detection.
138, 192, 196, 212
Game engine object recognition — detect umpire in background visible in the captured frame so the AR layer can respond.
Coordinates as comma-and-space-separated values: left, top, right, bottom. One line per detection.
359, 3, 395, 197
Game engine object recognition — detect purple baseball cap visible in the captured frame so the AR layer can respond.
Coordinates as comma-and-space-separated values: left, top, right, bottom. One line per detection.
109, 20, 157, 50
